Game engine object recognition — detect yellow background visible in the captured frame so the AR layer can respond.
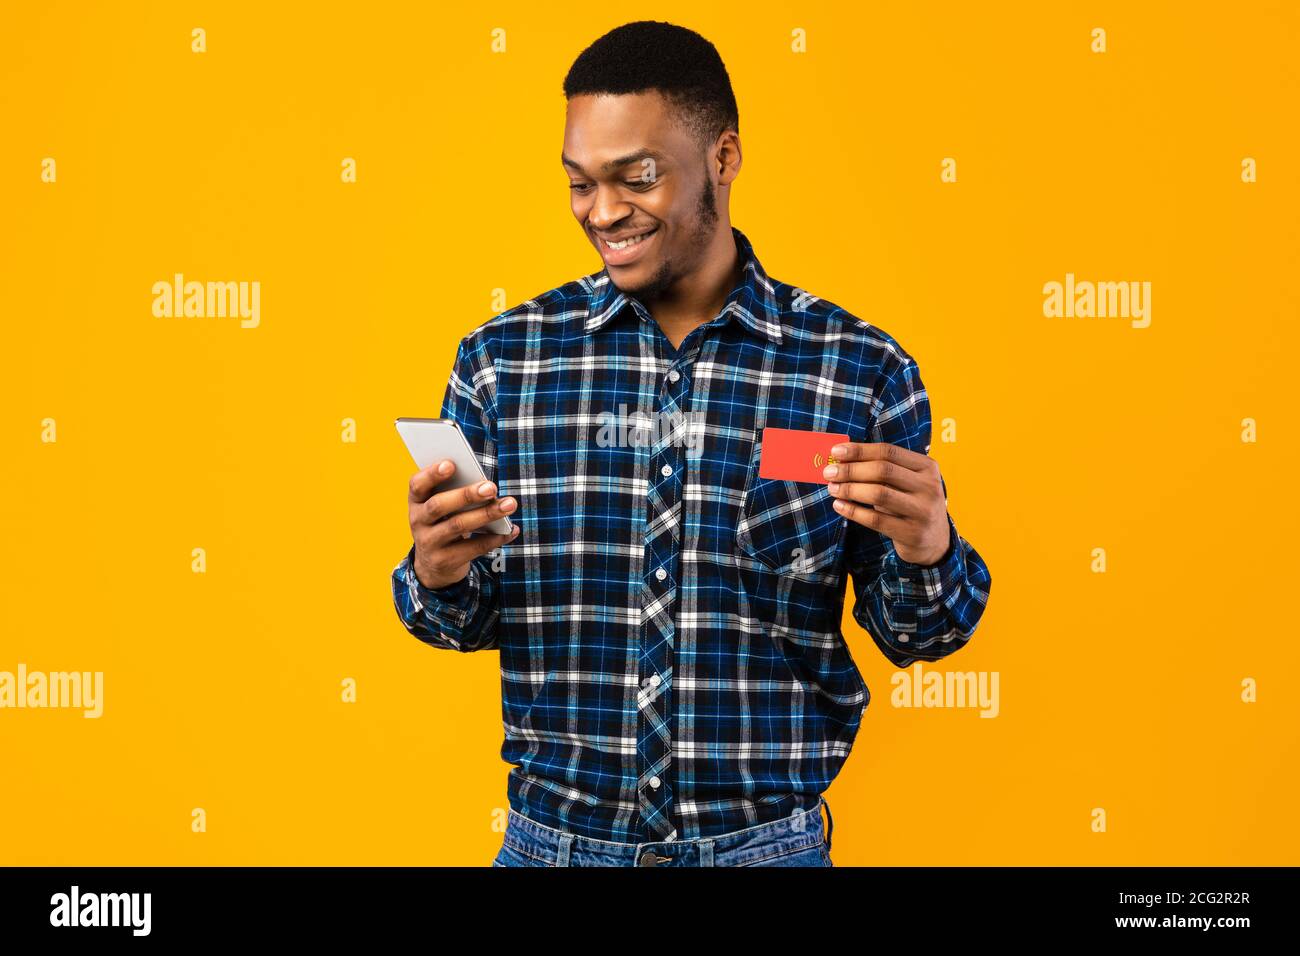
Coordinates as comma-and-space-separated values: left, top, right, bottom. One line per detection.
2, 1, 1296, 865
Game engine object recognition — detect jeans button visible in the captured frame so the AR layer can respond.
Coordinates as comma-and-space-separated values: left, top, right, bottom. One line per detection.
638, 851, 659, 867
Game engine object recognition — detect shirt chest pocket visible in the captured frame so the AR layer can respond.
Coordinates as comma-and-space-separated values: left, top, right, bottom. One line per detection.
734, 441, 848, 585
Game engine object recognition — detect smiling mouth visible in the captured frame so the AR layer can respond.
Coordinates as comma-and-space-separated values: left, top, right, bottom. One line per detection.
598, 226, 658, 250
595, 225, 659, 267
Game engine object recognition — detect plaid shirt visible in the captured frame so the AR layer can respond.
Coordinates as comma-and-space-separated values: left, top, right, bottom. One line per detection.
392, 226, 992, 844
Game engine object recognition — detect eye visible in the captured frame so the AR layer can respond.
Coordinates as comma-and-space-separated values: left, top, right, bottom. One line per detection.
569, 182, 594, 193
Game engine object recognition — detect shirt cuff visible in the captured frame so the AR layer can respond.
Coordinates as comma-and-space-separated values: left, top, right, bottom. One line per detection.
402, 545, 474, 628
887, 513, 966, 605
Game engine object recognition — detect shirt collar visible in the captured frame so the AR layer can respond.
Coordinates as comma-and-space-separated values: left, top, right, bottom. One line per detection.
582, 226, 783, 345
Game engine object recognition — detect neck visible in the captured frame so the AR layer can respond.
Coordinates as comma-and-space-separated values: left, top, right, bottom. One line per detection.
646, 225, 741, 350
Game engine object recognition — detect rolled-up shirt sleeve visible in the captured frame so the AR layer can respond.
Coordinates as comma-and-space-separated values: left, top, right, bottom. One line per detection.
846, 356, 992, 667
392, 543, 500, 651
391, 334, 504, 653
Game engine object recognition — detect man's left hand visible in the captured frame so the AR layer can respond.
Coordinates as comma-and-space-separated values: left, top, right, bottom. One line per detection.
822, 441, 950, 566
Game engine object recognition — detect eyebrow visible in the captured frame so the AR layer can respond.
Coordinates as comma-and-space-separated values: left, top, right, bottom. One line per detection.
561, 148, 667, 175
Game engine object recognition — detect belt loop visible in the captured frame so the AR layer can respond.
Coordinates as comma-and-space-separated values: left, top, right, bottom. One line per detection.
556, 833, 573, 867
699, 839, 714, 867
821, 796, 834, 854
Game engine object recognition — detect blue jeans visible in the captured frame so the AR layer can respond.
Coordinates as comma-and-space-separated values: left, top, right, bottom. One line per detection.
492, 796, 835, 867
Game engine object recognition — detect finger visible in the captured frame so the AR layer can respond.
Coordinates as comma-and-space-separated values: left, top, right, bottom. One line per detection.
420, 476, 498, 525
408, 458, 456, 503
825, 480, 926, 519
822, 457, 930, 493
832, 497, 910, 538
430, 494, 518, 544
829, 441, 932, 473
436, 525, 520, 567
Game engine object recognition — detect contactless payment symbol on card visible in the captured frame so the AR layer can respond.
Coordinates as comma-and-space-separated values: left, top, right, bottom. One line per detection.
757, 427, 851, 483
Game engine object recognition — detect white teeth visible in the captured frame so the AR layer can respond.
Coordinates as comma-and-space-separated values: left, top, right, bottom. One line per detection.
605, 230, 653, 250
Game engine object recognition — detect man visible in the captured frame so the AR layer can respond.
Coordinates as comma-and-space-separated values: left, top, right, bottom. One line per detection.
392, 20, 992, 867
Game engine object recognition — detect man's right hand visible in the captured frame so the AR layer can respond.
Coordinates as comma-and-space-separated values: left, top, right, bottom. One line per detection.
408, 459, 520, 590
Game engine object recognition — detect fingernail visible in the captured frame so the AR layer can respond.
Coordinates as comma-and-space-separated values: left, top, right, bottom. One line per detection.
438, 460, 453, 474
827, 482, 840, 495
833, 500, 848, 513
477, 481, 495, 495
822, 465, 837, 479
830, 445, 847, 457
500, 497, 516, 511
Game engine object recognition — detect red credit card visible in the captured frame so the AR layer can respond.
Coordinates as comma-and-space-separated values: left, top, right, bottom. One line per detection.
758, 427, 851, 483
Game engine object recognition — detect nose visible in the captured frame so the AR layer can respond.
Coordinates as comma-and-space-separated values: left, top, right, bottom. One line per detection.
587, 183, 633, 231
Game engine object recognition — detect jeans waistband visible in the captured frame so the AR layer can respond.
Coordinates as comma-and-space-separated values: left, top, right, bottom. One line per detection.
500, 795, 833, 867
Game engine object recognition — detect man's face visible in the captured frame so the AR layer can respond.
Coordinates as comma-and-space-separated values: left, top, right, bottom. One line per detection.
562, 91, 719, 301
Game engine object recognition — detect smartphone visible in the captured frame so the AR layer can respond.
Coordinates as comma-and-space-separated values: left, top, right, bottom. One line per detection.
395, 417, 514, 535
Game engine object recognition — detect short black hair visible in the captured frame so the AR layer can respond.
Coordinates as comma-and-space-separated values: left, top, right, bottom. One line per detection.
563, 21, 739, 151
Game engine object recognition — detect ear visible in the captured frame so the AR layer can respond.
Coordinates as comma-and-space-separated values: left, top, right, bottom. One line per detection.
713, 130, 742, 186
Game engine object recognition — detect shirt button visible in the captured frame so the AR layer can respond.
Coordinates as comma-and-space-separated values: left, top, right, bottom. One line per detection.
668, 370, 680, 383
898, 634, 910, 643
649, 674, 660, 686
655, 567, 667, 581
661, 464, 673, 478
650, 776, 661, 788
